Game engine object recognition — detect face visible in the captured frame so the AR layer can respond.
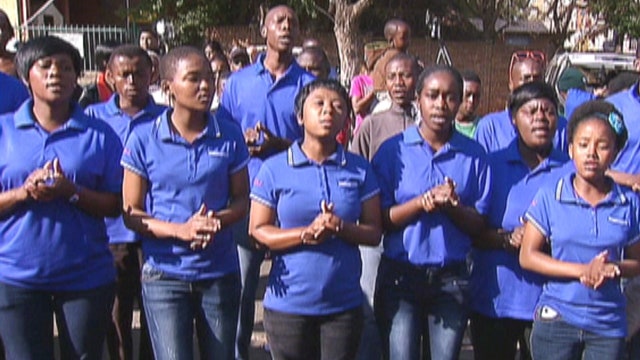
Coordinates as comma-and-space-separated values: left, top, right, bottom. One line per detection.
28, 53, 77, 104
230, 55, 249, 72
297, 52, 328, 79
167, 53, 214, 112
569, 118, 618, 182
263, 6, 299, 53
458, 80, 481, 118
106, 55, 152, 106
385, 59, 416, 106
204, 45, 217, 61
299, 87, 348, 140
139, 32, 159, 51
418, 71, 461, 135
513, 98, 557, 151
392, 24, 410, 51
509, 59, 544, 91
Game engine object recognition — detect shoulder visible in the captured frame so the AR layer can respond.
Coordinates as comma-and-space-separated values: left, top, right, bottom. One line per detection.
452, 132, 488, 158
344, 151, 372, 170
373, 131, 405, 160
84, 102, 107, 118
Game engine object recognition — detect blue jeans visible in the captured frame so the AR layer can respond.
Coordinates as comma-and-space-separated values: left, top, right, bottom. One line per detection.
357, 244, 383, 360
531, 315, 625, 360
0, 281, 114, 360
374, 257, 469, 360
233, 217, 265, 360
141, 263, 240, 360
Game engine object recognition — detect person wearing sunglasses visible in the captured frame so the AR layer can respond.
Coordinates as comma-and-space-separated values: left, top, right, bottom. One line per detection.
475, 51, 568, 154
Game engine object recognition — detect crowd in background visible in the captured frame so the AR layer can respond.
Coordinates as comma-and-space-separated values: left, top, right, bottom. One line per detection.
2, 4, 640, 360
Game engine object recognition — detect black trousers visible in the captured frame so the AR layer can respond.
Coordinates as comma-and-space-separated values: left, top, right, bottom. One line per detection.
469, 311, 532, 360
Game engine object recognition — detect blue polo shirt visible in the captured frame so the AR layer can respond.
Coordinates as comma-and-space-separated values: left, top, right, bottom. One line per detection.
217, 53, 315, 181
121, 110, 249, 281
0, 100, 122, 291
372, 126, 492, 266
474, 110, 568, 154
0, 71, 29, 115
526, 173, 640, 337
470, 140, 569, 320
607, 84, 640, 174
250, 141, 379, 315
86, 95, 166, 244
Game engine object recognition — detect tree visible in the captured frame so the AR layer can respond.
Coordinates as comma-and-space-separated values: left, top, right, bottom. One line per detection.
545, 0, 578, 50
590, 0, 640, 38
292, 0, 375, 85
453, 0, 530, 40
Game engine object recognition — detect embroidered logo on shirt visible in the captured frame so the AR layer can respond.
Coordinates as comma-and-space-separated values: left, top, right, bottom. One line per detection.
608, 216, 629, 226
338, 179, 359, 188
208, 150, 228, 157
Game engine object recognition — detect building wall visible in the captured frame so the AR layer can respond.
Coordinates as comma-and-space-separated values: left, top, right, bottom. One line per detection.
0, 0, 21, 27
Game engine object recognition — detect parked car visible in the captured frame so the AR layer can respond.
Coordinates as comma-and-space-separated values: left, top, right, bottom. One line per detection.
545, 51, 637, 105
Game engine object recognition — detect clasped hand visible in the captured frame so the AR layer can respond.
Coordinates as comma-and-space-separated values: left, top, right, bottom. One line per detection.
244, 122, 287, 157
177, 204, 222, 251
580, 250, 621, 289
23, 158, 75, 202
420, 177, 460, 213
300, 200, 343, 245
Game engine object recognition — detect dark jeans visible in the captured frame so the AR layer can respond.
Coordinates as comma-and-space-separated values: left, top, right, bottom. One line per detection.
233, 217, 266, 360
107, 242, 153, 360
141, 263, 240, 360
531, 316, 624, 360
470, 311, 532, 360
264, 307, 363, 360
375, 257, 470, 360
0, 281, 114, 360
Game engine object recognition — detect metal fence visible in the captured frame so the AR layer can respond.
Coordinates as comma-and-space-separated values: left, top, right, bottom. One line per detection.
15, 25, 131, 71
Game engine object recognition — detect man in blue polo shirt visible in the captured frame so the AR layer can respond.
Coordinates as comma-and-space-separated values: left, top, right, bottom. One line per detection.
0, 70, 29, 114
216, 5, 315, 360
475, 57, 568, 153
85, 44, 165, 360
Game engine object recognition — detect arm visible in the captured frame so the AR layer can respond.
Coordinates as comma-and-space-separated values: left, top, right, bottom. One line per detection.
0, 186, 29, 216
519, 221, 586, 279
606, 169, 640, 189
352, 91, 376, 116
442, 204, 486, 238
474, 225, 524, 252
618, 241, 640, 278
211, 168, 249, 229
338, 194, 382, 247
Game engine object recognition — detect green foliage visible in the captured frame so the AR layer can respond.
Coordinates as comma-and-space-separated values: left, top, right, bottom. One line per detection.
590, 0, 640, 38
131, 0, 241, 46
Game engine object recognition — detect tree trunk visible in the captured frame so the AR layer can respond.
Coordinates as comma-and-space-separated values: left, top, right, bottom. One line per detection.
334, 16, 360, 86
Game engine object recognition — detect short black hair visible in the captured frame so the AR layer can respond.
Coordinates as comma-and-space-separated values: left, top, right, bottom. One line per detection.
568, 99, 628, 151
461, 69, 481, 84
416, 65, 463, 102
294, 78, 352, 120
139, 28, 159, 39
159, 46, 207, 81
203, 40, 224, 54
108, 44, 152, 69
385, 53, 420, 76
508, 81, 558, 119
16, 36, 82, 82
95, 40, 120, 71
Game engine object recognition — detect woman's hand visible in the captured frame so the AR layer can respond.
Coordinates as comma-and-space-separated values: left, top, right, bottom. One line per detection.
421, 177, 459, 212
175, 204, 222, 251
580, 250, 621, 289
26, 158, 76, 202
301, 200, 343, 245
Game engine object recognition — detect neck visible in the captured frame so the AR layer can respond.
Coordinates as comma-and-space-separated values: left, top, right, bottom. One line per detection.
300, 136, 337, 163
32, 99, 71, 132
264, 50, 293, 78
418, 122, 451, 151
518, 140, 550, 170
573, 174, 611, 206
119, 95, 148, 117
170, 106, 207, 142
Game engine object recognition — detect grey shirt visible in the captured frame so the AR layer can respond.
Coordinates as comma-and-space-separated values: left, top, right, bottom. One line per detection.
351, 103, 417, 161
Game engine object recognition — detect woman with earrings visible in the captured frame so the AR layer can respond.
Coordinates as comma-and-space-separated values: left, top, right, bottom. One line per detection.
520, 100, 640, 360
372, 65, 492, 360
0, 36, 123, 359
249, 79, 382, 360
121, 46, 249, 360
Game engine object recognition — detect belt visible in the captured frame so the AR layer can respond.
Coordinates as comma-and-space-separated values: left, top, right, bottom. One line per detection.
382, 256, 467, 284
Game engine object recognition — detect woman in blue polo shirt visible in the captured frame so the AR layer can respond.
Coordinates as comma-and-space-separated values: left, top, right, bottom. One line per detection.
469, 82, 569, 360
249, 79, 382, 360
0, 36, 123, 359
121, 46, 249, 360
371, 65, 491, 360
520, 100, 640, 360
